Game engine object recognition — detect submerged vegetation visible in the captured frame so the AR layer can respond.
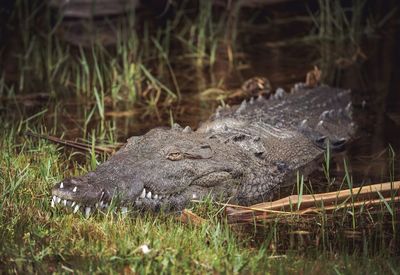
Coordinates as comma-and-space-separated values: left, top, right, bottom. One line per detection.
0, 0, 399, 273
2, 0, 232, 103
311, 0, 396, 84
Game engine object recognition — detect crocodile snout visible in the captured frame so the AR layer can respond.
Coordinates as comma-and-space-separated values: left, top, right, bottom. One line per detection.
51, 177, 109, 216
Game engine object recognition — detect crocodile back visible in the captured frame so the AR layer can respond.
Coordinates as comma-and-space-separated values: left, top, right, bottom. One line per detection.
201, 86, 354, 149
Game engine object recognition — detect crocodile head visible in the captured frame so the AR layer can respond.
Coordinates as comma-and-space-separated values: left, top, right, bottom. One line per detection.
51, 125, 248, 214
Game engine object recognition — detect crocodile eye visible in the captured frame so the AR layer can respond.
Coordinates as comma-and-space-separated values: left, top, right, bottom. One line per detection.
166, 151, 184, 161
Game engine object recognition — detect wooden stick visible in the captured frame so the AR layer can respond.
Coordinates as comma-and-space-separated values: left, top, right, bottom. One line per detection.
228, 181, 400, 215
233, 196, 400, 224
226, 181, 400, 224
24, 131, 118, 154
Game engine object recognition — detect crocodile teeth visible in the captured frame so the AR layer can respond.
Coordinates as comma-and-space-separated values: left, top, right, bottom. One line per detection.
71, 201, 76, 207
56, 196, 61, 204
63, 199, 67, 206
299, 119, 308, 128
153, 194, 158, 200
99, 201, 108, 209
140, 189, 146, 199
182, 126, 192, 133
51, 196, 56, 208
60, 182, 64, 189
236, 100, 247, 114
146, 191, 152, 199
73, 186, 77, 192
73, 204, 80, 213
319, 110, 329, 120
85, 207, 91, 218
346, 102, 352, 111
275, 88, 285, 99
192, 193, 198, 199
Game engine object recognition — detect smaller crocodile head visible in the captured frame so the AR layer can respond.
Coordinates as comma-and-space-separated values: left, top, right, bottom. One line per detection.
51, 125, 248, 214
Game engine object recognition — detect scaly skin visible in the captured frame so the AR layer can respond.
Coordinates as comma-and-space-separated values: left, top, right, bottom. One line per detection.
51, 84, 354, 215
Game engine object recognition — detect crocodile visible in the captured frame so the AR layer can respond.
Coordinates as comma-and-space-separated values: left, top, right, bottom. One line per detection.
51, 84, 354, 216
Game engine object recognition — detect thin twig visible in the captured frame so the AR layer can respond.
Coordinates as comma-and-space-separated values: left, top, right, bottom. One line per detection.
24, 131, 119, 154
